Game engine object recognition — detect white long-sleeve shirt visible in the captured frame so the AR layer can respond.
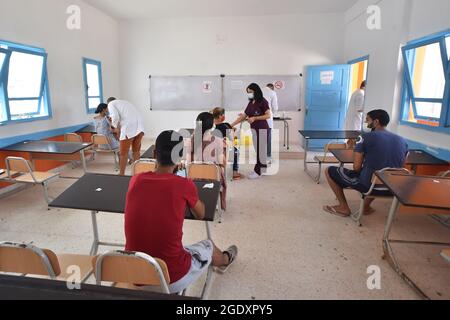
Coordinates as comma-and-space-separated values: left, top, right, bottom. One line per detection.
263, 88, 279, 129
108, 100, 145, 141
345, 89, 365, 131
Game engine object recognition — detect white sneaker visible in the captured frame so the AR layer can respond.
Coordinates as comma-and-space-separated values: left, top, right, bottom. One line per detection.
248, 171, 261, 180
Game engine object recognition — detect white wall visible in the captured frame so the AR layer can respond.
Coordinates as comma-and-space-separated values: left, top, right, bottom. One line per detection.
344, 0, 450, 151
0, 0, 120, 140
119, 14, 346, 146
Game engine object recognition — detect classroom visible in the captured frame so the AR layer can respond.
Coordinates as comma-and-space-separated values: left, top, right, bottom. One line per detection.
0, 0, 449, 302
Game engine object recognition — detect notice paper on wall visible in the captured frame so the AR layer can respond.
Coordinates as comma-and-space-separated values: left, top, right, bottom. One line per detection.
320, 71, 334, 85
203, 81, 212, 94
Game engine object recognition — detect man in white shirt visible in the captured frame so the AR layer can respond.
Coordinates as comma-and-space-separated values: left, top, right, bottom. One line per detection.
345, 81, 366, 131
264, 84, 279, 161
107, 97, 145, 175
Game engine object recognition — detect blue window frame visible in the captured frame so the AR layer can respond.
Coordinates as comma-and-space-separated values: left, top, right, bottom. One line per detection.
82, 58, 103, 114
0, 40, 52, 125
400, 29, 450, 134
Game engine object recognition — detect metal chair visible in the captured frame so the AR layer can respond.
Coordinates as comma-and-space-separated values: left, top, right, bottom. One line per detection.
64, 133, 83, 143
91, 134, 119, 170
132, 159, 157, 176
350, 168, 413, 227
313, 142, 348, 184
4, 157, 59, 204
0, 242, 93, 283
93, 250, 171, 294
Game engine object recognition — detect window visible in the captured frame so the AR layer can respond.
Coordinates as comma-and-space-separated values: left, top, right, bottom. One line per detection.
0, 40, 51, 124
82, 58, 103, 114
400, 30, 450, 132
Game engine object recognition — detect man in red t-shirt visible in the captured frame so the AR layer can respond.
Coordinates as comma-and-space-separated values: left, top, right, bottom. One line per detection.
125, 130, 238, 293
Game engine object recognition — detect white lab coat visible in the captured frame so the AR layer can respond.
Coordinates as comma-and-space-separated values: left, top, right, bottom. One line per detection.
263, 88, 279, 129
345, 89, 365, 131
108, 100, 145, 141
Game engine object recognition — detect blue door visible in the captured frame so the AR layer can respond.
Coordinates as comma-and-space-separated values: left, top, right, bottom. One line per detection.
304, 65, 350, 150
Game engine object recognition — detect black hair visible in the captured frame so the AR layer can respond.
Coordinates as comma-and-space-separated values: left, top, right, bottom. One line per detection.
155, 131, 184, 166
361, 80, 367, 89
267, 83, 275, 90
247, 83, 264, 103
95, 103, 108, 114
196, 112, 215, 137
367, 109, 390, 127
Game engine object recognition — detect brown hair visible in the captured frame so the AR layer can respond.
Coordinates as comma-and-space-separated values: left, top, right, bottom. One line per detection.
211, 107, 225, 119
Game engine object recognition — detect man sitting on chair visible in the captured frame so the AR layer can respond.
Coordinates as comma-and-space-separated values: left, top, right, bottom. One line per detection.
125, 130, 237, 294
323, 109, 408, 217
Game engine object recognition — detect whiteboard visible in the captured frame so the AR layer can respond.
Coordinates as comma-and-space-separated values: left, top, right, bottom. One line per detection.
223, 75, 302, 111
150, 76, 222, 110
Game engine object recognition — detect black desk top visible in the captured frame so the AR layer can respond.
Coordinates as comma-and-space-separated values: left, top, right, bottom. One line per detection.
375, 172, 450, 210
274, 117, 292, 121
1, 140, 92, 155
49, 173, 219, 222
77, 124, 97, 134
0, 274, 194, 300
141, 145, 155, 159
299, 130, 361, 140
331, 149, 449, 166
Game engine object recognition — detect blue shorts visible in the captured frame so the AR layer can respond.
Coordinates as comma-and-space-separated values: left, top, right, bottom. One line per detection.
328, 167, 391, 196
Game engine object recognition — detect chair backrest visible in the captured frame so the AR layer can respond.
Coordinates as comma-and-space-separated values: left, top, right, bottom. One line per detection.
132, 160, 157, 176
324, 143, 347, 153
0, 242, 61, 278
188, 163, 220, 181
93, 251, 171, 294
65, 133, 82, 143
92, 134, 111, 149
5, 157, 33, 175
366, 168, 413, 195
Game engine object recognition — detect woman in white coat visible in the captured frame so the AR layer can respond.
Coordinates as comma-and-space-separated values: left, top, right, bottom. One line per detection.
345, 80, 366, 131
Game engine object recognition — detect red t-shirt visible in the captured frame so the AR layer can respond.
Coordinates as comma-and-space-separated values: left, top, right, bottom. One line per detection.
124, 172, 199, 283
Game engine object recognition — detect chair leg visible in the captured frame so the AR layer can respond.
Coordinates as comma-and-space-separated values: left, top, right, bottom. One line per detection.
113, 152, 119, 171
42, 182, 51, 207
351, 197, 364, 227
316, 162, 322, 184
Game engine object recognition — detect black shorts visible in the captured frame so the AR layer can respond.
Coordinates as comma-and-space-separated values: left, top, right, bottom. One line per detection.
328, 167, 392, 196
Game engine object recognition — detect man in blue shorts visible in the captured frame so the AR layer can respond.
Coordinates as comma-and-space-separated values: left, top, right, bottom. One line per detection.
323, 109, 409, 217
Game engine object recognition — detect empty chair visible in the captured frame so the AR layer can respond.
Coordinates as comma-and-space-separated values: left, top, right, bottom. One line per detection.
0, 242, 93, 283
313, 142, 348, 184
91, 134, 119, 170
93, 250, 171, 294
4, 157, 59, 204
132, 159, 157, 176
64, 133, 83, 143
187, 163, 221, 182
350, 168, 412, 226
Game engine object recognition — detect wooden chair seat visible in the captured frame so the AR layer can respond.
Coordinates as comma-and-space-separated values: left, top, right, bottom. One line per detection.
57, 254, 94, 282
441, 250, 450, 263
314, 156, 340, 164
14, 172, 59, 184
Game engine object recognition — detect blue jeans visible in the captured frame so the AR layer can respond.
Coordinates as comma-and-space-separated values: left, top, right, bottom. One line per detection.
267, 129, 272, 158
233, 147, 239, 172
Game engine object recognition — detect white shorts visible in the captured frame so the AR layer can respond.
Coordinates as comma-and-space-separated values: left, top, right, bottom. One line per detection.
169, 240, 214, 294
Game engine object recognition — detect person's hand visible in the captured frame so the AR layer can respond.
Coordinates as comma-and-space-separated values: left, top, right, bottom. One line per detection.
247, 117, 256, 125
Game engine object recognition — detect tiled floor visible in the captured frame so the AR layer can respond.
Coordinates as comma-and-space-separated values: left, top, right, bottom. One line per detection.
0, 139, 449, 300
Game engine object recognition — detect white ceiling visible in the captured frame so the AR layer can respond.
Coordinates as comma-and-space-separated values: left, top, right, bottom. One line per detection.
83, 0, 359, 20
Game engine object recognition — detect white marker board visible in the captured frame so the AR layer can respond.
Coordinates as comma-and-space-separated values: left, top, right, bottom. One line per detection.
223, 75, 302, 111
150, 76, 222, 110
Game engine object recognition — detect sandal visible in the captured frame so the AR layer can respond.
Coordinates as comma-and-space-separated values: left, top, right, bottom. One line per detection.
216, 245, 238, 274
323, 205, 351, 218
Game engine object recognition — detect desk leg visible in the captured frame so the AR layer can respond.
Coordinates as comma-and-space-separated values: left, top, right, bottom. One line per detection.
80, 150, 87, 173
303, 139, 309, 171
383, 198, 430, 300
200, 221, 214, 300
285, 120, 290, 150
90, 211, 100, 255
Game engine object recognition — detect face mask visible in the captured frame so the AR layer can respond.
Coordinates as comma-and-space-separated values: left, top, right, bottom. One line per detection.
248, 93, 254, 100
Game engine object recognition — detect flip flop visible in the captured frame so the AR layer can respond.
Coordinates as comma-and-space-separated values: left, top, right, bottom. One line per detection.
216, 245, 238, 274
323, 205, 351, 218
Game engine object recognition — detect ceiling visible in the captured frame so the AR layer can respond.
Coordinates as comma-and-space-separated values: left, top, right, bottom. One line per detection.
83, 0, 359, 20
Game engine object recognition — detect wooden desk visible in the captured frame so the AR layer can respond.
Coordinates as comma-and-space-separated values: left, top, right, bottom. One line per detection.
376, 172, 450, 300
